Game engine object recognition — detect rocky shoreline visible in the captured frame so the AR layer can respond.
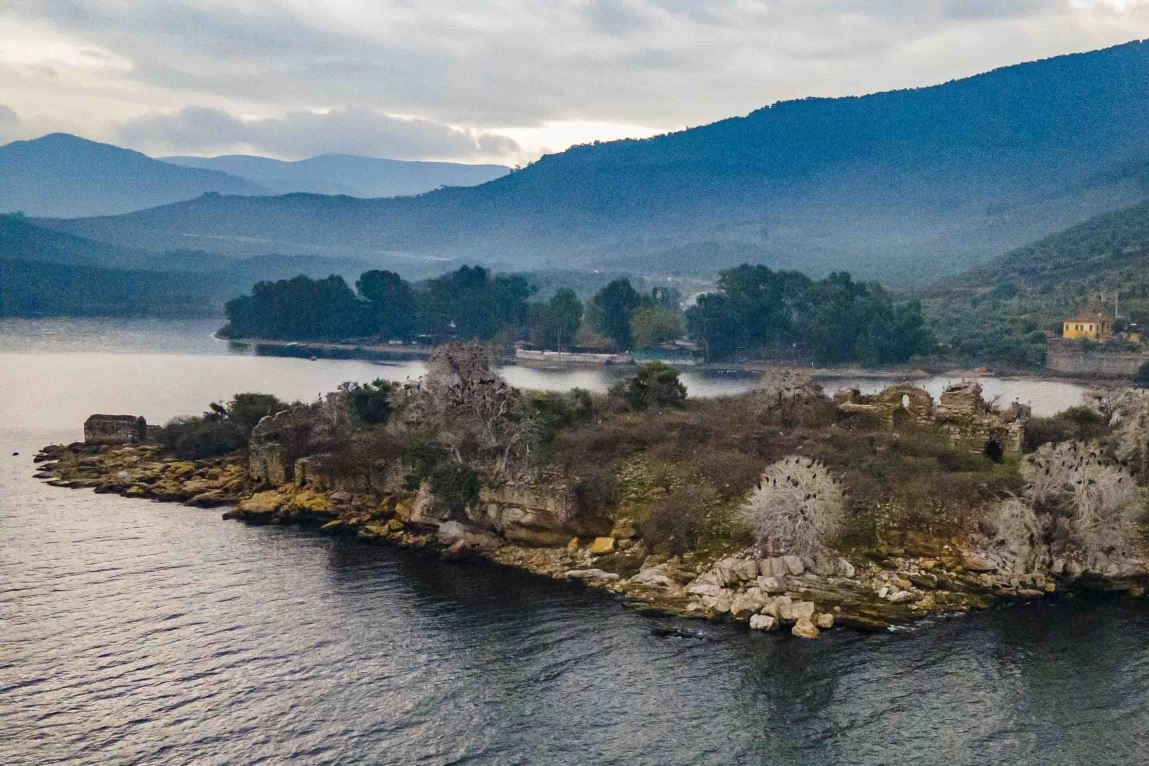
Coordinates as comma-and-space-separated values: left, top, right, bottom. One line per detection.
35, 439, 1149, 640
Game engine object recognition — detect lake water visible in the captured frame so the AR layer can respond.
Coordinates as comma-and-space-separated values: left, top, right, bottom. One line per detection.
3, 318, 1145, 766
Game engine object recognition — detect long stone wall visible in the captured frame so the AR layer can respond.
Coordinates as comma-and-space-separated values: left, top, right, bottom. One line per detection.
1046, 339, 1149, 378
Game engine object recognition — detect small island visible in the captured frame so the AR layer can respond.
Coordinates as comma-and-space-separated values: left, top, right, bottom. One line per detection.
35, 344, 1149, 639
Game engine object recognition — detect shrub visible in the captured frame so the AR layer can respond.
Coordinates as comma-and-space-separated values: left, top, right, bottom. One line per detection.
342, 379, 395, 424
223, 393, 289, 435
609, 362, 687, 410
572, 468, 618, 518
163, 417, 246, 459
641, 481, 721, 556
1136, 361, 1149, 389
1022, 406, 1109, 451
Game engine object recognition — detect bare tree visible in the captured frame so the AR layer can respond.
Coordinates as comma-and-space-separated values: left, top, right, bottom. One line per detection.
1022, 440, 1141, 563
1109, 389, 1149, 481
739, 456, 845, 563
414, 342, 527, 477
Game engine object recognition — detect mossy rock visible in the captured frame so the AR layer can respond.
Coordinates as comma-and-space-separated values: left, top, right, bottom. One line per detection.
287, 490, 331, 514
237, 490, 287, 514
166, 462, 198, 479
593, 550, 646, 577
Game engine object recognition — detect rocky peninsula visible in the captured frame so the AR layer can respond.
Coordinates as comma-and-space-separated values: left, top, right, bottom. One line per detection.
36, 347, 1149, 639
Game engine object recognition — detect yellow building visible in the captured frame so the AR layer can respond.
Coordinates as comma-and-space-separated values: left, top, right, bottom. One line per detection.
1062, 313, 1112, 341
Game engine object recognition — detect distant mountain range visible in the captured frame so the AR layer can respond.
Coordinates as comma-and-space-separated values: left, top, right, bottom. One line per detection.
0, 134, 510, 219
0, 213, 376, 317
32, 39, 1149, 286
0, 134, 268, 218
161, 153, 509, 198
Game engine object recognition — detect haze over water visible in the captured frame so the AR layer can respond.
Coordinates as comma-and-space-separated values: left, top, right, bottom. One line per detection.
4, 318, 1148, 765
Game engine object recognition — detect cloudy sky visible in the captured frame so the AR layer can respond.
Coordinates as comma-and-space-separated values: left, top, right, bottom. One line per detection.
1, 1, 1148, 164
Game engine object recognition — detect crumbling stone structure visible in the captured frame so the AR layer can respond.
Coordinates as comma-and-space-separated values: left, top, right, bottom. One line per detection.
84, 414, 147, 445
833, 381, 1026, 459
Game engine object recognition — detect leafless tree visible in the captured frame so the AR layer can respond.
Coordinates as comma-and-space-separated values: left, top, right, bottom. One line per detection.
414, 342, 527, 477
1022, 440, 1141, 562
739, 456, 845, 563
1108, 389, 1149, 481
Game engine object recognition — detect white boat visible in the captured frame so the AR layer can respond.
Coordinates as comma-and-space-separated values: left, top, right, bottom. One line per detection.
514, 348, 633, 366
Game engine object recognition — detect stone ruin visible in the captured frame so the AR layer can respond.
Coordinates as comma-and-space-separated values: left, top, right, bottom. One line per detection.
833, 381, 1027, 459
84, 414, 148, 445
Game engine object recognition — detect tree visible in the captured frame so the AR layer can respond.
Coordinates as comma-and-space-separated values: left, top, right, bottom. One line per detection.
685, 292, 740, 362
739, 457, 845, 563
588, 278, 641, 349
532, 288, 583, 350
356, 269, 417, 340
416, 342, 526, 477
630, 306, 683, 349
1136, 361, 1149, 388
223, 274, 372, 340
610, 362, 687, 410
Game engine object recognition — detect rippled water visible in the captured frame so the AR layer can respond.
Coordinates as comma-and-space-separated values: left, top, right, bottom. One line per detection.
3, 318, 1145, 765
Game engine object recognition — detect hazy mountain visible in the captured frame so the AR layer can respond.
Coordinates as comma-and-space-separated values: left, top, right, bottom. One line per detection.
38, 40, 1149, 286
0, 134, 268, 218
161, 153, 510, 198
0, 214, 380, 316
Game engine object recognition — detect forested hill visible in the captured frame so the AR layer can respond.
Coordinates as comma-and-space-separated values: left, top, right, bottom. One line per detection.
924, 199, 1149, 367
0, 134, 268, 217
39, 39, 1149, 286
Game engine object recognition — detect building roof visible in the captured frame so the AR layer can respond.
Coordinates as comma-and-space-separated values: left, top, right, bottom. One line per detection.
1065, 313, 1110, 323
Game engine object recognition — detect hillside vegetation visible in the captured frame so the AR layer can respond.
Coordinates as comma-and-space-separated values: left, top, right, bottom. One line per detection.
39, 40, 1149, 287
924, 199, 1149, 368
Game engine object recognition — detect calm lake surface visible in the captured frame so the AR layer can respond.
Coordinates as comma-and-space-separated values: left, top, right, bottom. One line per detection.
3, 317, 1148, 765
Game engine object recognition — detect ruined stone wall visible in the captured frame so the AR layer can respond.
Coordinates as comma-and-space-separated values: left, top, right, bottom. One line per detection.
84, 414, 147, 445
1046, 338, 1149, 378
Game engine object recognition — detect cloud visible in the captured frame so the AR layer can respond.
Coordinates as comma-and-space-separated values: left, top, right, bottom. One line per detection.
117, 105, 521, 160
0, 104, 19, 128
4, 1, 1149, 160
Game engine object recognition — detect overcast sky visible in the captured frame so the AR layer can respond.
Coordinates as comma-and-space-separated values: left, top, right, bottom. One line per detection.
1, 1, 1148, 164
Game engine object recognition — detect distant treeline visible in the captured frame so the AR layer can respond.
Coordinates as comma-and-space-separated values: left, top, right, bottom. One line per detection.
685, 266, 933, 365
221, 263, 933, 365
221, 265, 681, 352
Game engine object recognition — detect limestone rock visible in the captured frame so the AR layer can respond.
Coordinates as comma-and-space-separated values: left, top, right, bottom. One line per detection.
590, 536, 616, 555
779, 600, 816, 623
815, 613, 834, 629
755, 575, 786, 593
783, 555, 805, 576
791, 617, 820, 639
962, 555, 998, 573
730, 588, 768, 618
630, 568, 678, 590
760, 595, 792, 619
565, 568, 621, 583
749, 614, 778, 631
837, 558, 856, 578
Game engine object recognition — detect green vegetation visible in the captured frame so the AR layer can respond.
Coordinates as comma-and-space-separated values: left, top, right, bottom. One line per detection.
162, 393, 289, 459
925, 199, 1149, 369
609, 362, 687, 411
686, 266, 933, 364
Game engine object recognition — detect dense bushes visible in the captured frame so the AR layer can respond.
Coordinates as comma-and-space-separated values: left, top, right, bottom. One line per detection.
1022, 406, 1109, 451
609, 362, 687, 410
161, 392, 288, 459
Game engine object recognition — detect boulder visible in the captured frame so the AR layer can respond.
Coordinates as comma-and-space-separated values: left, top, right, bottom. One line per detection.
686, 579, 725, 598
589, 536, 616, 555
749, 614, 778, 631
962, 555, 998, 573
755, 575, 786, 593
760, 595, 791, 619
783, 555, 806, 576
730, 588, 768, 618
792, 617, 820, 639
763, 557, 788, 578
815, 613, 834, 630
712, 556, 756, 586
565, 568, 620, 584
630, 568, 678, 591
837, 558, 857, 578
778, 600, 816, 623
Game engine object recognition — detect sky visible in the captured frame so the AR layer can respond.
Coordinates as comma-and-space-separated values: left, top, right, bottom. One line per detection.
1, 1, 1148, 165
